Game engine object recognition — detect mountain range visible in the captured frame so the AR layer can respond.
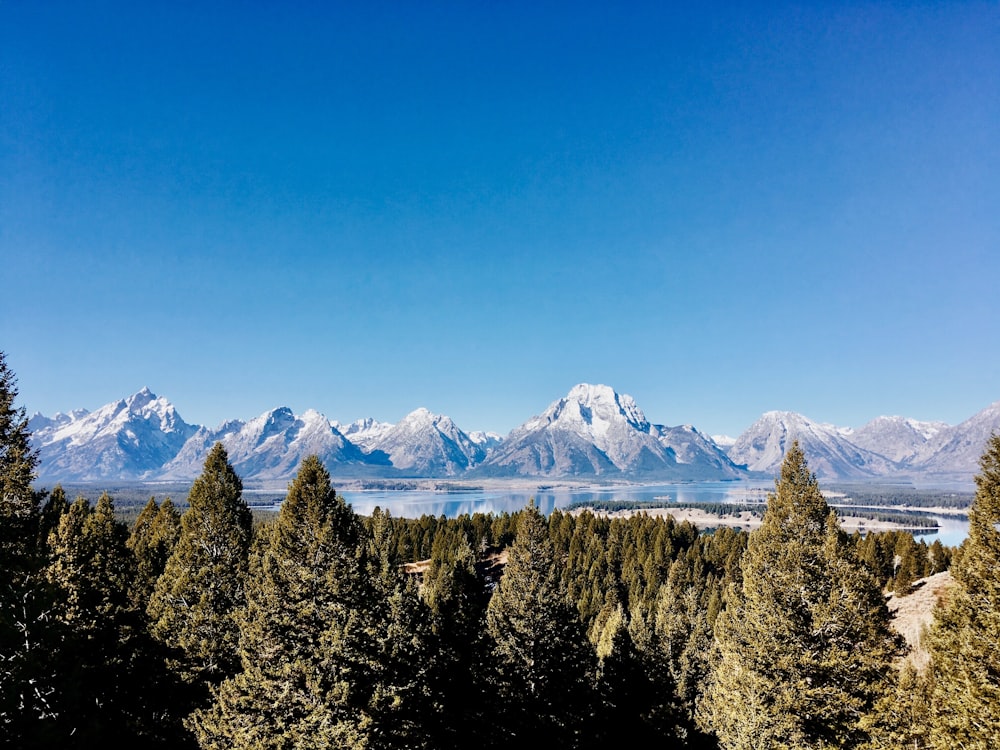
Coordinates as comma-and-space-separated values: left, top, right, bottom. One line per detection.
27, 384, 999, 486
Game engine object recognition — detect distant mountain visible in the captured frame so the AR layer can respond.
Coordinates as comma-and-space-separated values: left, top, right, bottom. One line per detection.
847, 416, 949, 464
726, 411, 897, 480
366, 408, 488, 477
30, 387, 198, 481
908, 401, 1000, 478
331, 417, 395, 452
477, 384, 747, 479
160, 407, 386, 481
28, 386, 1000, 485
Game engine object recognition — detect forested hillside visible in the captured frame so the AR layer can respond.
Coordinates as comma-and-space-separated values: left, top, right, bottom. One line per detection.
3, 352, 998, 748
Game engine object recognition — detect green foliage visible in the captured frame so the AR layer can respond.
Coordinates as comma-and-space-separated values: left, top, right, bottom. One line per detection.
0, 352, 57, 745
925, 434, 1000, 748
147, 443, 253, 693
698, 442, 903, 749
190, 455, 381, 748
485, 503, 599, 748
127, 496, 182, 609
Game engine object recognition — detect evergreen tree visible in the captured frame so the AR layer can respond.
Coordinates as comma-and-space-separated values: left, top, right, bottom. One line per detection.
925, 434, 1000, 748
147, 442, 252, 707
43, 492, 172, 745
485, 502, 598, 748
37, 484, 69, 551
128, 496, 181, 609
364, 507, 436, 750
189, 454, 374, 748
0, 351, 59, 745
697, 442, 902, 749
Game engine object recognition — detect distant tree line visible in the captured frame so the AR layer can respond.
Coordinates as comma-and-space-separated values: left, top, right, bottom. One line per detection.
2, 351, 998, 748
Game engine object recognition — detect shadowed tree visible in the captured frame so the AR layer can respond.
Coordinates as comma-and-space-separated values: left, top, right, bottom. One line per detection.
485, 502, 598, 748
147, 442, 252, 729
0, 351, 60, 747
127, 496, 181, 609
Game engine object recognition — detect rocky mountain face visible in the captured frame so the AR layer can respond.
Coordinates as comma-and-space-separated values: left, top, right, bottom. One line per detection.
476, 384, 747, 480
27, 385, 1000, 485
726, 411, 898, 480
907, 401, 1000, 479
361, 408, 488, 477
846, 416, 949, 464
159, 407, 387, 481
29, 387, 198, 481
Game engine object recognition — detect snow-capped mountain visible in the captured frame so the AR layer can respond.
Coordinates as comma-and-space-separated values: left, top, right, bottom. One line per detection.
29, 387, 198, 481
331, 417, 395, 452
366, 407, 488, 476
160, 407, 386, 481
468, 430, 504, 453
908, 401, 1000, 478
847, 416, 949, 464
478, 384, 747, 479
725, 411, 897, 479
27, 386, 1000, 485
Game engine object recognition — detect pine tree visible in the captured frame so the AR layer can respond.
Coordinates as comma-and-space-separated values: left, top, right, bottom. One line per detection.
128, 496, 181, 609
363, 506, 436, 750
189, 454, 375, 749
0, 351, 58, 744
419, 530, 492, 749
485, 503, 598, 748
43, 492, 170, 745
925, 434, 1000, 748
147, 442, 252, 700
697, 441, 902, 749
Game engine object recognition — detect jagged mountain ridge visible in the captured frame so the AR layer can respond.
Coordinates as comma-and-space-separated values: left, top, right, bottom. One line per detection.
27, 385, 1000, 484
476, 384, 746, 480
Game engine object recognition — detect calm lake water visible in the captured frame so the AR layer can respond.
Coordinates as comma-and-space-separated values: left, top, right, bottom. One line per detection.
256, 479, 971, 547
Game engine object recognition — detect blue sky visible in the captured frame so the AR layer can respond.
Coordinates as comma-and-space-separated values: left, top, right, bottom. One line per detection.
2, 1, 998, 439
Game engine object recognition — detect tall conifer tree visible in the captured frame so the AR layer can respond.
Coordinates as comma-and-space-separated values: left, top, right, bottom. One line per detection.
925, 434, 1000, 748
0, 351, 58, 744
147, 443, 252, 697
189, 455, 374, 749
698, 442, 901, 749
485, 503, 598, 748
44, 492, 170, 745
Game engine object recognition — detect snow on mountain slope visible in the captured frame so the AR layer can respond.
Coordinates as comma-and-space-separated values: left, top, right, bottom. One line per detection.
367, 408, 487, 476
332, 417, 395, 452
726, 410, 897, 479
480, 384, 746, 479
908, 401, 1000, 477
161, 407, 383, 481
31, 388, 197, 481
848, 416, 950, 464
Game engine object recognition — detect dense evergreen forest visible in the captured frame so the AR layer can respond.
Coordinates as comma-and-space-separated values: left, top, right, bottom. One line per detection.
2, 351, 999, 748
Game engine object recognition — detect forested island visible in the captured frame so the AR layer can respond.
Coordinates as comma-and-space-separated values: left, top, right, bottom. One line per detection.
2, 352, 999, 748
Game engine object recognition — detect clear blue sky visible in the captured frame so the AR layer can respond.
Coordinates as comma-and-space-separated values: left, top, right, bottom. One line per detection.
2, 1, 998, 439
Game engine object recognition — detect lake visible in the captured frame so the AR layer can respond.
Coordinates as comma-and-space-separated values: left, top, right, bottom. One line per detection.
255, 479, 971, 547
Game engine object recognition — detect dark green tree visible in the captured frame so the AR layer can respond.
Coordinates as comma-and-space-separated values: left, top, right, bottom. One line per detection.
925, 434, 1000, 748
0, 351, 59, 745
127, 496, 181, 609
698, 442, 902, 749
147, 442, 252, 706
485, 502, 598, 748
43, 492, 173, 745
419, 532, 492, 749
364, 506, 436, 750
189, 454, 374, 748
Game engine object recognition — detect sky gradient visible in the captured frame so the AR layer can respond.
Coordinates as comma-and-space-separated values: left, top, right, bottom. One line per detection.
2, 1, 998, 439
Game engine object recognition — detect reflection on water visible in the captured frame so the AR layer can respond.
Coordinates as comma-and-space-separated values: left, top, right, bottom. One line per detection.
334, 481, 773, 519
261, 479, 970, 546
